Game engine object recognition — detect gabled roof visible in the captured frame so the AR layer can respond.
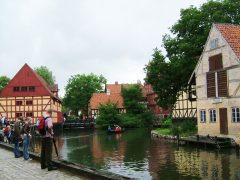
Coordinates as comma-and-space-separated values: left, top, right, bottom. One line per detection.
215, 23, 240, 59
0, 63, 61, 101
89, 93, 124, 109
89, 82, 147, 109
189, 23, 240, 85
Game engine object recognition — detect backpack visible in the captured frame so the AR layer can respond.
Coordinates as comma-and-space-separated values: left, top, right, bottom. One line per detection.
37, 117, 48, 136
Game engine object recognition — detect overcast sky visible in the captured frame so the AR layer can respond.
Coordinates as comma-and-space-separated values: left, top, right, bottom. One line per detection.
0, 0, 206, 97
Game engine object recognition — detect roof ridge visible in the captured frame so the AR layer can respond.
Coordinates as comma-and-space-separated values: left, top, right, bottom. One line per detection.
214, 23, 240, 27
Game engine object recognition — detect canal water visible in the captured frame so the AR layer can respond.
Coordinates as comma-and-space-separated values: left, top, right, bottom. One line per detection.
31, 129, 240, 179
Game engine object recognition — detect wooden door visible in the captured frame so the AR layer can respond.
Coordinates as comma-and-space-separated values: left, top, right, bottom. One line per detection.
219, 108, 228, 135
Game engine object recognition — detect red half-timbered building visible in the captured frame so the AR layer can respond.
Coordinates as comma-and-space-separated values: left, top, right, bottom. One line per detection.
144, 84, 170, 118
0, 63, 62, 124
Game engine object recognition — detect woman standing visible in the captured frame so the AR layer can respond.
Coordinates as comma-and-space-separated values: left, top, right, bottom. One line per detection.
23, 117, 32, 160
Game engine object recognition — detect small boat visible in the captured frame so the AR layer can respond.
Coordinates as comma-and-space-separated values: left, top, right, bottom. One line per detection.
107, 125, 124, 133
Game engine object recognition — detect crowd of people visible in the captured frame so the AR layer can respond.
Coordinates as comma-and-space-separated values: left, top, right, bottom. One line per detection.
0, 109, 58, 171
0, 116, 33, 160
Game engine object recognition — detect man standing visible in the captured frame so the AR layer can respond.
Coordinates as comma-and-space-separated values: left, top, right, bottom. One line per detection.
40, 109, 58, 171
23, 117, 32, 160
13, 118, 21, 158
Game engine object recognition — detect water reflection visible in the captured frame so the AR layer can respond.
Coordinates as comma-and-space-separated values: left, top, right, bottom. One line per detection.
31, 129, 240, 180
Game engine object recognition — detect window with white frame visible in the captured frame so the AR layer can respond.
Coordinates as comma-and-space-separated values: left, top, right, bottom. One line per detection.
209, 109, 216, 123
200, 110, 206, 123
210, 38, 219, 49
232, 107, 240, 123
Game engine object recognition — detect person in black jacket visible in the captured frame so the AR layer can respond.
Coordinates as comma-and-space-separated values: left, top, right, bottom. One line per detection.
23, 117, 32, 160
13, 118, 21, 158
40, 109, 58, 171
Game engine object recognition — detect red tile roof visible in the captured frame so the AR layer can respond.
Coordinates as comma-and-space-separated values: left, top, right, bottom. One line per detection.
215, 24, 240, 59
89, 93, 124, 109
90, 83, 147, 109
0, 63, 61, 101
106, 84, 122, 94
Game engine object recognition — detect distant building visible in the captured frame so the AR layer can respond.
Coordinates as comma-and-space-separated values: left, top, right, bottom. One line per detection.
143, 84, 169, 118
191, 23, 240, 143
171, 87, 197, 121
88, 82, 126, 118
0, 63, 62, 124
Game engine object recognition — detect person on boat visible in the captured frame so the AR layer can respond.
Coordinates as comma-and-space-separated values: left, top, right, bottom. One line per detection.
115, 125, 121, 132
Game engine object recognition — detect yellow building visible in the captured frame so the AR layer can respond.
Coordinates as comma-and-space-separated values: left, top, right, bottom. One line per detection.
192, 24, 240, 144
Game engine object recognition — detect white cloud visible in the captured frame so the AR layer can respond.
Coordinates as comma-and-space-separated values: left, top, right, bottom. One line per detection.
0, 0, 206, 96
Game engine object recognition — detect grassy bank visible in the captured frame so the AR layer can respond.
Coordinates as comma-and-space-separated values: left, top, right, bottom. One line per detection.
155, 118, 197, 137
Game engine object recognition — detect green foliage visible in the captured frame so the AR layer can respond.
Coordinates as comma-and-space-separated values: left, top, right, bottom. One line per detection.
171, 125, 182, 136
121, 84, 145, 114
145, 0, 240, 109
156, 120, 197, 137
121, 84, 154, 127
63, 73, 106, 116
161, 117, 172, 126
120, 114, 142, 128
97, 103, 121, 128
179, 120, 197, 137
144, 49, 180, 109
172, 121, 197, 137
34, 66, 56, 86
0, 76, 10, 92
156, 128, 172, 135
140, 111, 154, 127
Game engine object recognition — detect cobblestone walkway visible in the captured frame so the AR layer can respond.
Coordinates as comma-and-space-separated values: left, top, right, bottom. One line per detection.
0, 147, 87, 180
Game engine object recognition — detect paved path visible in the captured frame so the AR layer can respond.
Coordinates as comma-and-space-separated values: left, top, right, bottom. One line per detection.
0, 147, 88, 180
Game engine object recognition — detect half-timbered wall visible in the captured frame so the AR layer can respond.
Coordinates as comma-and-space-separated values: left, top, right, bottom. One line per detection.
90, 108, 126, 118
195, 25, 240, 141
172, 90, 197, 119
0, 96, 62, 123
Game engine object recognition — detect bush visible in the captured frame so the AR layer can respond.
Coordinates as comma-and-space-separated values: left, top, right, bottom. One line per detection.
120, 114, 141, 128
141, 111, 154, 127
156, 120, 197, 137
161, 117, 172, 126
171, 120, 197, 137
97, 102, 122, 128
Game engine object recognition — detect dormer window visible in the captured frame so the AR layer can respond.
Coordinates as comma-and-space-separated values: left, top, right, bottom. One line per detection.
210, 38, 219, 49
21, 86, 27, 92
13, 87, 20, 92
29, 86, 35, 92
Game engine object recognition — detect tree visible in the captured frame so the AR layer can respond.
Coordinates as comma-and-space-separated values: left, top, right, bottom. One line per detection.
121, 84, 146, 114
145, 0, 240, 109
121, 84, 153, 127
34, 66, 56, 86
145, 49, 180, 109
63, 73, 106, 116
96, 102, 121, 128
0, 76, 10, 92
